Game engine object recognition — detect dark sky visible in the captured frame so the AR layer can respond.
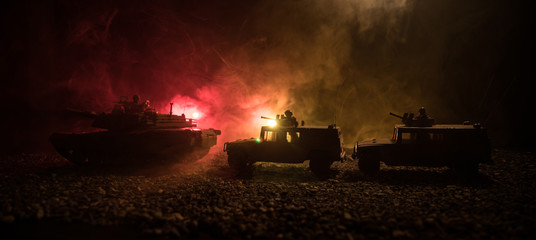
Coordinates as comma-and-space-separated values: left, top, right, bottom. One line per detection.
1, 0, 534, 153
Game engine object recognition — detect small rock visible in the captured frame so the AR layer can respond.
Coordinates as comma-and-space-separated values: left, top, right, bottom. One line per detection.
36, 207, 44, 220
1, 215, 15, 223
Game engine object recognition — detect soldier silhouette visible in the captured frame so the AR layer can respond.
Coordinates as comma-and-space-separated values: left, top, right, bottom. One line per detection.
283, 110, 299, 143
415, 107, 432, 142
125, 94, 145, 113
133, 95, 140, 104
283, 110, 298, 128
416, 107, 429, 120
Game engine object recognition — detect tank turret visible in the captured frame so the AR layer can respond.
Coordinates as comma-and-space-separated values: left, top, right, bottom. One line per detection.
390, 107, 435, 127
91, 96, 197, 131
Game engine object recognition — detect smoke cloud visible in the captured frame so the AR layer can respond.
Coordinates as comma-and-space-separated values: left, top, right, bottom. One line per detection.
1, 0, 533, 153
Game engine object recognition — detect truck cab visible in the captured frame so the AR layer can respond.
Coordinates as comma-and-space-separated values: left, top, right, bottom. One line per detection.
353, 109, 491, 176
224, 125, 345, 177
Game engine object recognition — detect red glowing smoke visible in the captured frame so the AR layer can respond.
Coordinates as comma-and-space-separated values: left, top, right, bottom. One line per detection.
49, 0, 533, 146
2, 0, 533, 154
162, 83, 280, 143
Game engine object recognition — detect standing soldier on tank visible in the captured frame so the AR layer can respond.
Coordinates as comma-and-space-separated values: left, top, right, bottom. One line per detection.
124, 94, 146, 113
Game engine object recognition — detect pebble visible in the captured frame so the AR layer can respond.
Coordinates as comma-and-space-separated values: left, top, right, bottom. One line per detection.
0, 150, 535, 239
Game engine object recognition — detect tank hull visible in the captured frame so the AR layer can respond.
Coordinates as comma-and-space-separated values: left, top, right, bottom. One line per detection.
50, 128, 220, 164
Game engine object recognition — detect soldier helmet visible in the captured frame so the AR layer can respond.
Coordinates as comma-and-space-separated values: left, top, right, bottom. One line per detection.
133, 95, 140, 103
284, 110, 292, 117
419, 107, 426, 114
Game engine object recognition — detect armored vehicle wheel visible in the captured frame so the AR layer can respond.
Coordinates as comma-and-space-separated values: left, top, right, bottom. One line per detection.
54, 148, 88, 165
228, 151, 253, 172
309, 154, 333, 178
358, 154, 380, 175
450, 156, 478, 176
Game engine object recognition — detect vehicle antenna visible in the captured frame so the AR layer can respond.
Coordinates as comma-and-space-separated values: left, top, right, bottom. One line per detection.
334, 114, 336, 125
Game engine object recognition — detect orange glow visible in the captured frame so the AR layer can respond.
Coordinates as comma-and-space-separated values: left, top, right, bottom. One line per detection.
160, 86, 282, 145
267, 119, 277, 127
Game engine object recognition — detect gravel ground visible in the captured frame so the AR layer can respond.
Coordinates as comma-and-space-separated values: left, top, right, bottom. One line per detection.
1, 148, 535, 239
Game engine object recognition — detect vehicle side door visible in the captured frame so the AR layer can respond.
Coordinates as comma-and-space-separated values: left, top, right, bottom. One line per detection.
258, 128, 303, 163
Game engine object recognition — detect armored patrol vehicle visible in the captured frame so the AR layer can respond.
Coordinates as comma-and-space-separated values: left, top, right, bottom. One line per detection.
50, 95, 221, 164
223, 110, 346, 177
352, 108, 491, 175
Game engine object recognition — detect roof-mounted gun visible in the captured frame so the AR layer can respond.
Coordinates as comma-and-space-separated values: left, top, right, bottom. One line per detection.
261, 110, 302, 128
390, 107, 435, 127
390, 112, 414, 126
65, 108, 98, 118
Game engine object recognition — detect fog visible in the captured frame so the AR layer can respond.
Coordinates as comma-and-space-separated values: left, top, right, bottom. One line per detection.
1, 0, 533, 152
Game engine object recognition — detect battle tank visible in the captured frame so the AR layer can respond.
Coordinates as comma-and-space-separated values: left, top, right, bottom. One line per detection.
50, 95, 221, 164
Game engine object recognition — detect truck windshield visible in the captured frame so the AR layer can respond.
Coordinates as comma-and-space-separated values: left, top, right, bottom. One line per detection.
398, 131, 444, 144
263, 130, 277, 142
263, 130, 299, 143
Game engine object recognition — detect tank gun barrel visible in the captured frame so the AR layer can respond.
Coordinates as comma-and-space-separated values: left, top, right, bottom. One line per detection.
389, 112, 404, 119
261, 116, 275, 120
65, 108, 98, 118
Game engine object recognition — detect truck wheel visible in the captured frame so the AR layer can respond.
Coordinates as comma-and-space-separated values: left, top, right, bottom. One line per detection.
310, 155, 333, 178
358, 155, 380, 175
228, 152, 252, 172
451, 157, 478, 176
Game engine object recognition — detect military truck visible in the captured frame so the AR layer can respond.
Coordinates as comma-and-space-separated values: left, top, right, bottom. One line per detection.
352, 108, 491, 175
50, 95, 221, 164
223, 111, 346, 178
